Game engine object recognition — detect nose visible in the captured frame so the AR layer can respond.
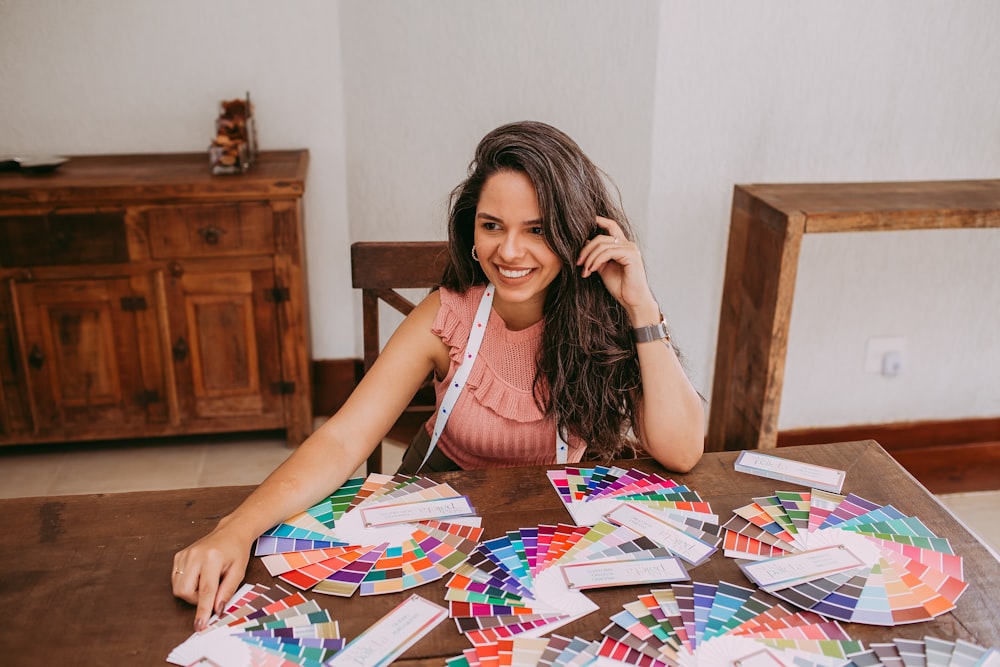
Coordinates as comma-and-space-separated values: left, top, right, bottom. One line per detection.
497, 231, 525, 260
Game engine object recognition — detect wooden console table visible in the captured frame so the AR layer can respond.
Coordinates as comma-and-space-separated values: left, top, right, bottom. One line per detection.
0, 151, 313, 447
707, 180, 1000, 452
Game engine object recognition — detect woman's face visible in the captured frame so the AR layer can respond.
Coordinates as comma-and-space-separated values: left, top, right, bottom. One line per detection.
472, 170, 562, 322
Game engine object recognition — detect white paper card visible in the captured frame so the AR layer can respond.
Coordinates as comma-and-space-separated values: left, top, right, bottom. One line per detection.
360, 496, 475, 527
604, 504, 716, 566
735, 451, 846, 493
327, 594, 447, 667
560, 556, 689, 590
733, 648, 793, 667
976, 649, 1000, 667
740, 544, 866, 590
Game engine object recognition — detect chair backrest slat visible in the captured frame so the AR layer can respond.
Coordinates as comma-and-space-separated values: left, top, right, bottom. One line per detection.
350, 241, 450, 473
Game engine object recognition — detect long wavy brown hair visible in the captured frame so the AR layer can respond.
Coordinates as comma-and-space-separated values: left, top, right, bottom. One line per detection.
440, 121, 642, 461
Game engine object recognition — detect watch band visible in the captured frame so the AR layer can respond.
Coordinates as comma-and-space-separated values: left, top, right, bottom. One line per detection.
633, 315, 670, 343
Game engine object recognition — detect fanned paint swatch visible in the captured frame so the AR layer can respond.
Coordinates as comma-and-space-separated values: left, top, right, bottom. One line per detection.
446, 520, 691, 646
168, 583, 346, 666
851, 635, 1000, 667
593, 580, 870, 667
546, 467, 721, 569
723, 489, 968, 625
445, 634, 605, 667
445, 611, 1000, 667
256, 473, 484, 597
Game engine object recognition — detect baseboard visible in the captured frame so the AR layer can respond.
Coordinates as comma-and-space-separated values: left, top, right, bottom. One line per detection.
778, 418, 1000, 494
777, 417, 1000, 451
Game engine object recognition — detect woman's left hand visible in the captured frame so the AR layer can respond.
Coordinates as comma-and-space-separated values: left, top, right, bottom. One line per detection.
576, 217, 658, 321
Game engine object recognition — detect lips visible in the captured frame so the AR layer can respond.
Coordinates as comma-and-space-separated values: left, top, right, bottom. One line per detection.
497, 267, 532, 279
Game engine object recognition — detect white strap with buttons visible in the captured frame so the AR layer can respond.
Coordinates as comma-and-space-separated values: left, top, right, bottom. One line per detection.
416, 283, 569, 472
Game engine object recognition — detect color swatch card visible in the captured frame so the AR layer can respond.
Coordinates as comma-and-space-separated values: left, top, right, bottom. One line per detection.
722, 489, 968, 625
735, 451, 846, 494
547, 467, 721, 569
326, 593, 447, 667
168, 583, 346, 667
851, 636, 1000, 667
446, 520, 691, 646
446, 634, 604, 667
591, 580, 867, 667
547, 466, 719, 529
445, 617, 1000, 667
255, 473, 484, 597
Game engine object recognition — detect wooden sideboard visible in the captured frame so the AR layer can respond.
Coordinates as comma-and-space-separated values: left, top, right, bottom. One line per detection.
708, 179, 1000, 452
0, 150, 313, 447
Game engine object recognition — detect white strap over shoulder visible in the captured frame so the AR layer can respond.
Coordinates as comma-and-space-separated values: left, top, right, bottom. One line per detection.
416, 283, 568, 471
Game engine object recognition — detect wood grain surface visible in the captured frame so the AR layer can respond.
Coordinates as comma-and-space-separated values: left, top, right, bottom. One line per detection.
1, 441, 996, 665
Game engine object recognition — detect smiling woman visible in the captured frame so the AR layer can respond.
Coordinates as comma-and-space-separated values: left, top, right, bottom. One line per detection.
433, 121, 703, 471
470, 170, 562, 329
172, 121, 706, 631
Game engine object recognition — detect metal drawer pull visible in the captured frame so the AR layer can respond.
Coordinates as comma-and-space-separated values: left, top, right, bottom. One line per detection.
52, 231, 73, 251
197, 226, 225, 245
172, 337, 189, 363
28, 344, 45, 369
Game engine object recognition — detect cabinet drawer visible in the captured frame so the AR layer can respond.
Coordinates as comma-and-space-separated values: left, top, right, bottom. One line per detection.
146, 203, 274, 258
0, 212, 128, 267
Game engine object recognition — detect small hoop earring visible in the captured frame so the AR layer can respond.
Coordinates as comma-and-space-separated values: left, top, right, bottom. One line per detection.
471, 245, 479, 261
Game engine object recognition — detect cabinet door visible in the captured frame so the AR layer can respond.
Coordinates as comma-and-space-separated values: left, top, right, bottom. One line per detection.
11, 276, 167, 436
0, 291, 27, 437
168, 268, 284, 424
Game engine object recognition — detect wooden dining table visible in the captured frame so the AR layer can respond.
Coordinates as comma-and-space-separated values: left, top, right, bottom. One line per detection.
1, 440, 997, 665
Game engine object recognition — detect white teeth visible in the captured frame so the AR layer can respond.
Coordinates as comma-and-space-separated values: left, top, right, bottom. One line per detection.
498, 268, 531, 278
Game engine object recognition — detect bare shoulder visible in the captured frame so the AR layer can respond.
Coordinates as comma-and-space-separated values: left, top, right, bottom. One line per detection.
384, 289, 449, 378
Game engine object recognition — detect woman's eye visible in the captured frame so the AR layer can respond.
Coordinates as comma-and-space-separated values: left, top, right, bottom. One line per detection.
481, 221, 501, 231
529, 226, 545, 236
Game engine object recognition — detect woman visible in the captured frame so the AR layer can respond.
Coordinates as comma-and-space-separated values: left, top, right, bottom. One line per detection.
172, 121, 704, 630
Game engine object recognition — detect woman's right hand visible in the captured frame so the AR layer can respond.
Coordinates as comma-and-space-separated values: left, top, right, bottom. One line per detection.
172, 517, 254, 631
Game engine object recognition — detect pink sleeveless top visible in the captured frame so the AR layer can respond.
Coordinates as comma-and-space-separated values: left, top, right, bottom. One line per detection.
425, 285, 586, 469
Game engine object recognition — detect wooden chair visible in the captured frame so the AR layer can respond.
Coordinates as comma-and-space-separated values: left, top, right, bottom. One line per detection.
350, 241, 450, 473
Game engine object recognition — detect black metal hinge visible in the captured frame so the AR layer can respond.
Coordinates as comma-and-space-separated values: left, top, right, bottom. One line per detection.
120, 296, 148, 311
264, 287, 291, 303
271, 381, 296, 395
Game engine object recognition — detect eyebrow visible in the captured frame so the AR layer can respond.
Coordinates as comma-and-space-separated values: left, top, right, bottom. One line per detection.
476, 212, 544, 226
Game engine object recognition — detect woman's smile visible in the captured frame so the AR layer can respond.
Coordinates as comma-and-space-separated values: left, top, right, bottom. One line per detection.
473, 170, 563, 327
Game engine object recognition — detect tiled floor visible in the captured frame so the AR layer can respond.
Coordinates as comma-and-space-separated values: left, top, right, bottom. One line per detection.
1, 432, 997, 556
0, 429, 404, 498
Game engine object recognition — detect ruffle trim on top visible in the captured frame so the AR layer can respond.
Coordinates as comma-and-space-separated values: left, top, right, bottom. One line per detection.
465, 365, 545, 423
432, 286, 546, 424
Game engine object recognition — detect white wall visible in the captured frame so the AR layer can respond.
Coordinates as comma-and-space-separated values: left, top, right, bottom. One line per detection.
2, 0, 997, 430
336, 1, 658, 241
646, 1, 1000, 427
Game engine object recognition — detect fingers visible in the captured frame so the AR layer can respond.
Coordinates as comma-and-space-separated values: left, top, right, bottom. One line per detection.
173, 545, 225, 631
194, 559, 223, 631
215, 560, 247, 617
577, 231, 634, 278
591, 216, 621, 237
171, 553, 197, 603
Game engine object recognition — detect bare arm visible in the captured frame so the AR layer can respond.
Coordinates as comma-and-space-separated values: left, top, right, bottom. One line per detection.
172, 291, 449, 630
577, 217, 705, 472
631, 331, 705, 472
